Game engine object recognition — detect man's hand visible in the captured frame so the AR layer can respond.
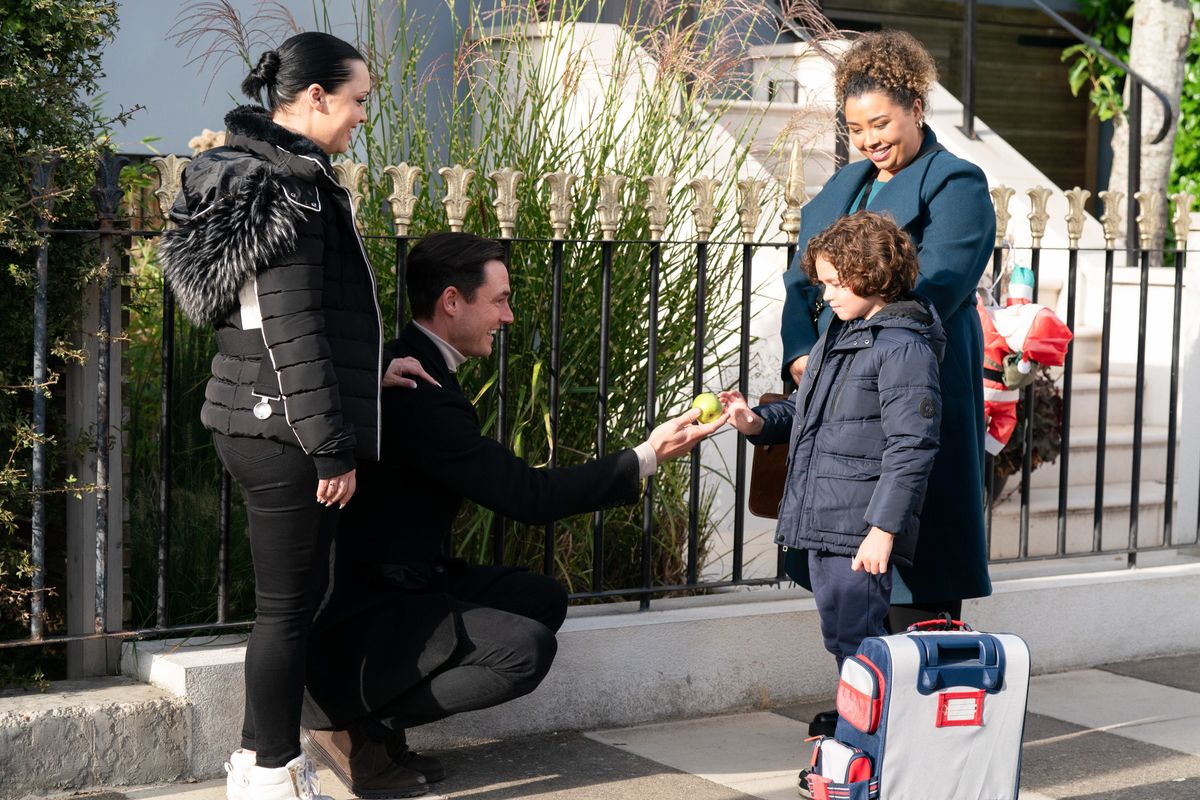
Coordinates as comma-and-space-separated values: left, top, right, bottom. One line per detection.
317, 468, 357, 508
851, 526, 894, 574
383, 357, 441, 389
647, 407, 728, 463
718, 390, 764, 436
788, 355, 810, 386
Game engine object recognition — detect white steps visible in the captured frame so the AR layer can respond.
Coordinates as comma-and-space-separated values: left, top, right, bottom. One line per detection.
988, 480, 1173, 560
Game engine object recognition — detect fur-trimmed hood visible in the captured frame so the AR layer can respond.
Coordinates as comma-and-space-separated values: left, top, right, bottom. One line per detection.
157, 105, 383, 469
157, 106, 334, 325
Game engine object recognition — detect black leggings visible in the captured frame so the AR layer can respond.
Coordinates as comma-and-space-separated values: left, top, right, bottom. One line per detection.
214, 434, 339, 768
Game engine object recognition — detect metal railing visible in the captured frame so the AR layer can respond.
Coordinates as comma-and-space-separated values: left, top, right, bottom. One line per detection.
7, 149, 1198, 658
959, 0, 1176, 262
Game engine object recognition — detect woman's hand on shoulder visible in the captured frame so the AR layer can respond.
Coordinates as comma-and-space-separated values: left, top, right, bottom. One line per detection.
383, 357, 441, 389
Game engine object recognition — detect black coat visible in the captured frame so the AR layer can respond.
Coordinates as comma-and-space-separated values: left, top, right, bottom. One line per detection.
159, 106, 382, 477
303, 323, 641, 728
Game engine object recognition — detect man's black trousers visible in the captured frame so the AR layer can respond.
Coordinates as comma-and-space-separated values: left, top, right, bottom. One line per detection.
366, 565, 567, 734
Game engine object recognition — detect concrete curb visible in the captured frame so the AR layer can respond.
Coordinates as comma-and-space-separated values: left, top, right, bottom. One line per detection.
120, 560, 1200, 778
0, 677, 188, 800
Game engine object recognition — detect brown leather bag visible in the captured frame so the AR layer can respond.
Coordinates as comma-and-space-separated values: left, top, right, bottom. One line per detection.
748, 392, 790, 519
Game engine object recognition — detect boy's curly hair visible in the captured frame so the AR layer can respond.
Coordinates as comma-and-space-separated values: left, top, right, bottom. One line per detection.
802, 211, 919, 303
835, 30, 938, 110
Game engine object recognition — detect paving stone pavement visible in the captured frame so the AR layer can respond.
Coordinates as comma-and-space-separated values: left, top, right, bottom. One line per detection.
38, 654, 1200, 800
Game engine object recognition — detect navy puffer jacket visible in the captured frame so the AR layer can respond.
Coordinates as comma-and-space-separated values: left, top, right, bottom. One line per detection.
751, 297, 945, 565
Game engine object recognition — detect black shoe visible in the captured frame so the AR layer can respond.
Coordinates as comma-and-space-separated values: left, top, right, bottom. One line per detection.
807, 708, 838, 738
797, 766, 815, 799
384, 729, 446, 784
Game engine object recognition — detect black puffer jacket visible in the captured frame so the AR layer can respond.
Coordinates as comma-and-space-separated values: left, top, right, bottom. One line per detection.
158, 106, 382, 477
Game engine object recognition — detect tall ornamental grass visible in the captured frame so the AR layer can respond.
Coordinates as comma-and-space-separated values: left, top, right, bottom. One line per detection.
125, 0, 780, 623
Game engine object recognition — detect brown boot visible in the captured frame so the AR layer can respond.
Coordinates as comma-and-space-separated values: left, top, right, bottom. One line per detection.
301, 727, 428, 799
383, 729, 445, 783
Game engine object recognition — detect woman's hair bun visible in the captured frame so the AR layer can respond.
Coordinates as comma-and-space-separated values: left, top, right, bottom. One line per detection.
241, 50, 281, 101
835, 30, 938, 109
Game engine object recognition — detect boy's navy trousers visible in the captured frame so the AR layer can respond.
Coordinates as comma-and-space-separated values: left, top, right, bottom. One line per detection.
808, 549, 893, 666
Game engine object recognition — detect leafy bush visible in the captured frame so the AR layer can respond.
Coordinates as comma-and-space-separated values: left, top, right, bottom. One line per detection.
1062, 0, 1200, 209
0, 0, 120, 682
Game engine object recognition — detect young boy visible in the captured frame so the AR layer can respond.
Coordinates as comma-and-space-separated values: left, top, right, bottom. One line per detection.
722, 211, 943, 669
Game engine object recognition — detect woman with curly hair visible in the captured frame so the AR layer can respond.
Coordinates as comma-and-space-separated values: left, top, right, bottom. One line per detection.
777, 30, 995, 740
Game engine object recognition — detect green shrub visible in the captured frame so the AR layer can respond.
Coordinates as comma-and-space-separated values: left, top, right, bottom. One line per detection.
0, 0, 120, 683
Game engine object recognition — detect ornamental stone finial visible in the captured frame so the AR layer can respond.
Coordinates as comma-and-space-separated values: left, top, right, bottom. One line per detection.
25, 155, 62, 217
383, 163, 422, 236
989, 185, 1015, 248
1064, 187, 1091, 249
150, 154, 191, 228
1135, 191, 1163, 250
541, 170, 577, 240
187, 129, 226, 155
780, 139, 805, 237
1171, 192, 1194, 244
688, 176, 720, 242
1099, 190, 1124, 248
439, 164, 476, 232
643, 174, 674, 241
91, 153, 129, 222
737, 178, 766, 243
489, 167, 524, 239
1026, 186, 1053, 249
597, 174, 627, 241
333, 160, 369, 229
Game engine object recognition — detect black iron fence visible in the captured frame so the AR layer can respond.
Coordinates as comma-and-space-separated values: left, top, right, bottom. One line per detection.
6, 154, 1198, 661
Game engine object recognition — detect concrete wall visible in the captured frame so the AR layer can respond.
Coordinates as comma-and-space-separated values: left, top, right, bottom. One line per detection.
123, 558, 1200, 778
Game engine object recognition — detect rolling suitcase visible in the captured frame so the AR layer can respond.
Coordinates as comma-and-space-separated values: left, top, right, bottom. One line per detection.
805, 619, 1030, 800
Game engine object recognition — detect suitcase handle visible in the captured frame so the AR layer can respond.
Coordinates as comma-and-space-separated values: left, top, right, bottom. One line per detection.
913, 634, 1005, 694
906, 615, 972, 632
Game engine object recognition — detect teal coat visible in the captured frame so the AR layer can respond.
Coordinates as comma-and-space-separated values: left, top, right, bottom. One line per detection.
779, 128, 994, 603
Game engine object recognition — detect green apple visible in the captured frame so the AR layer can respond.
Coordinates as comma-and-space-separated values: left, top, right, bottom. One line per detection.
691, 392, 721, 424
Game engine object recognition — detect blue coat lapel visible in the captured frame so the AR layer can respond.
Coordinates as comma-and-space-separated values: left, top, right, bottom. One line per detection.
809, 128, 946, 234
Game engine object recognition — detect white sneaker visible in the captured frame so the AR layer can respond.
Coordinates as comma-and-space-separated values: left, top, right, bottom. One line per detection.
245, 753, 333, 800
224, 748, 255, 800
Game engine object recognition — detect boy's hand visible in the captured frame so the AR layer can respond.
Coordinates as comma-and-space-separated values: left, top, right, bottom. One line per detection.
718, 390, 764, 436
851, 527, 894, 574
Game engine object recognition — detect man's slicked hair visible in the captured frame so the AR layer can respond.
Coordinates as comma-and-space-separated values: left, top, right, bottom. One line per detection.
406, 232, 508, 319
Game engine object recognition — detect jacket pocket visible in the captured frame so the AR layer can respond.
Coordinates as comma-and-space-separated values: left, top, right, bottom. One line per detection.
219, 436, 286, 465
810, 454, 879, 535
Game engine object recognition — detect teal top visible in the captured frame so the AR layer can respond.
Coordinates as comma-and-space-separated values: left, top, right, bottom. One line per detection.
852, 178, 886, 211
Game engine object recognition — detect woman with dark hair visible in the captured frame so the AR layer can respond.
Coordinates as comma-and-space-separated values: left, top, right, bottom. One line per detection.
778, 30, 995, 750
159, 31, 434, 800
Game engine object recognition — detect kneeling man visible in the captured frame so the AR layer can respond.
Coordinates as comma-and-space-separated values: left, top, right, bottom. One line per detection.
302, 232, 724, 797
